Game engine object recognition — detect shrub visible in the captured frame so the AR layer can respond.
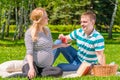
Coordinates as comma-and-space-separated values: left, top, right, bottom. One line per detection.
49, 25, 80, 32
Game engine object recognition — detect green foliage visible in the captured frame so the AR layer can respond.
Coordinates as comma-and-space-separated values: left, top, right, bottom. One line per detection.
1, 0, 119, 26
1, 0, 120, 40
93, 0, 115, 25
49, 25, 80, 32
6, 25, 120, 34
115, 0, 120, 25
112, 25, 120, 32
49, 25, 120, 33
96, 25, 120, 33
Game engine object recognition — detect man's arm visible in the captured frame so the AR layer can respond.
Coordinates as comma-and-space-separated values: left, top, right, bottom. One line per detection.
95, 50, 106, 65
52, 34, 72, 49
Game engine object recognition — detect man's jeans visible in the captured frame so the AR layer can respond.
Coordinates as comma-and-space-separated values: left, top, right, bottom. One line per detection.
52, 40, 82, 71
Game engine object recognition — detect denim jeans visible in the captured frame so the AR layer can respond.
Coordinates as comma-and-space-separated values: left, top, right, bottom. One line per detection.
52, 40, 82, 71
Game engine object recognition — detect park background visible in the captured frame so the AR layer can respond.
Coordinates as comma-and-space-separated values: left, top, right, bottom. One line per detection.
0, 0, 120, 80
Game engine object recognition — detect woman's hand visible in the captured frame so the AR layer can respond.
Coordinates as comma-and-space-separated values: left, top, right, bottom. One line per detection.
60, 43, 71, 47
28, 68, 36, 79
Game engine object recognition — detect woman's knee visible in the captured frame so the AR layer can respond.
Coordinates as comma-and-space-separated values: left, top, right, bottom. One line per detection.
41, 66, 63, 77
22, 64, 29, 74
54, 39, 62, 45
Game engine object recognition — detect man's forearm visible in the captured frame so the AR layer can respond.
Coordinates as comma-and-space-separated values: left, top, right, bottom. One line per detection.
96, 51, 106, 65
98, 54, 106, 65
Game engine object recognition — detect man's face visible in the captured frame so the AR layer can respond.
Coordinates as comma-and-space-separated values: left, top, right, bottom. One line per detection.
80, 15, 94, 32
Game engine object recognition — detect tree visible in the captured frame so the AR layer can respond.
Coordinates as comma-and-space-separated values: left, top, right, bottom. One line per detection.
92, 0, 115, 32
114, 0, 120, 25
0, 0, 119, 40
108, 0, 118, 39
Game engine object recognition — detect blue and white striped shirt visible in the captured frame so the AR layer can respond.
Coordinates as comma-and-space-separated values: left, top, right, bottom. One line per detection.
69, 28, 104, 64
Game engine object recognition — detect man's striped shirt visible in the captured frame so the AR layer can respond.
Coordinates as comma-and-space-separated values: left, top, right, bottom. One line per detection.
69, 28, 104, 64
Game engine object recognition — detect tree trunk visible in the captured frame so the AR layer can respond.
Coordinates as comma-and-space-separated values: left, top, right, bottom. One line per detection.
108, 0, 118, 39
13, 1, 18, 40
0, 1, 1, 28
0, 11, 7, 39
6, 7, 12, 37
24, 9, 29, 30
1, 22, 6, 39
17, 4, 24, 39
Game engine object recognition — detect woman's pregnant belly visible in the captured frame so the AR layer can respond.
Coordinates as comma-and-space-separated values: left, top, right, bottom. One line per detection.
33, 51, 54, 67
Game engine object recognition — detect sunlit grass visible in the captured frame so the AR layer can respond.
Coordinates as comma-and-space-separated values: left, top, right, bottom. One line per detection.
0, 32, 120, 80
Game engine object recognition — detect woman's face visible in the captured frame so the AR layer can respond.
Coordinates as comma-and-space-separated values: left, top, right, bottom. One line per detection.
43, 12, 49, 25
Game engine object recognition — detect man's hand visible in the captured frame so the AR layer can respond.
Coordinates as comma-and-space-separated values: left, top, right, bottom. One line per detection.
58, 34, 64, 39
59, 34, 68, 43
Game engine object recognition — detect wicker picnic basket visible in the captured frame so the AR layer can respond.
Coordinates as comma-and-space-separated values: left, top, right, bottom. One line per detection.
92, 64, 118, 76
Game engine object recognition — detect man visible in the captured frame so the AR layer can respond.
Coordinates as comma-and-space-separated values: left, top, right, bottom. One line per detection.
53, 11, 105, 71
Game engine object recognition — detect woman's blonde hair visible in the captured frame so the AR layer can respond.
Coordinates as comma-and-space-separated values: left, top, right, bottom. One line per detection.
30, 7, 48, 41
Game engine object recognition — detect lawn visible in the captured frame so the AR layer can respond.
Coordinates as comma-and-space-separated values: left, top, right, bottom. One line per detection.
0, 32, 120, 80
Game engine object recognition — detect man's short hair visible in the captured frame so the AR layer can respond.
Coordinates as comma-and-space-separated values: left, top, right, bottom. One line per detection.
81, 10, 96, 21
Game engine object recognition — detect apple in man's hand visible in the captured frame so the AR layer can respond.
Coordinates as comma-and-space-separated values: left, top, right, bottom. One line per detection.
60, 37, 67, 43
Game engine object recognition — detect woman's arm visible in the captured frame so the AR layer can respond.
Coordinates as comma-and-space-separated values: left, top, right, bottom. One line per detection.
24, 30, 36, 79
27, 54, 34, 70
27, 54, 36, 79
52, 43, 70, 49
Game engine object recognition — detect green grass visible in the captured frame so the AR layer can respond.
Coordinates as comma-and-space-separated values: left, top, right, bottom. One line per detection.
0, 32, 120, 80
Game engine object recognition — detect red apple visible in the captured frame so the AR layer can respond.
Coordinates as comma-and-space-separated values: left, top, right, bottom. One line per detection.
61, 37, 67, 43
